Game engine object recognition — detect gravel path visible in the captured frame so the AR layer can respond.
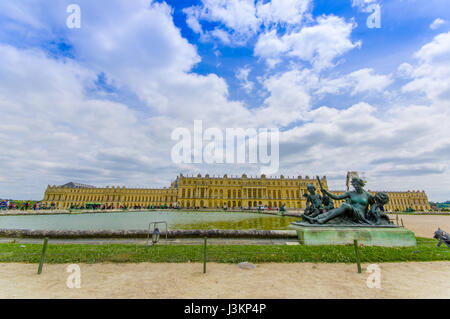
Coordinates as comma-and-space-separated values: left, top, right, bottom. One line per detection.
1, 262, 449, 299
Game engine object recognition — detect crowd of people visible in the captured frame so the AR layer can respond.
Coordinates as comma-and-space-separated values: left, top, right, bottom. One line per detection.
0, 200, 55, 211
0, 200, 176, 212
0, 200, 288, 212
68, 203, 172, 210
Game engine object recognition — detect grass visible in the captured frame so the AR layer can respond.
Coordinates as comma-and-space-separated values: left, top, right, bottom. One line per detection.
0, 237, 448, 264
387, 212, 450, 215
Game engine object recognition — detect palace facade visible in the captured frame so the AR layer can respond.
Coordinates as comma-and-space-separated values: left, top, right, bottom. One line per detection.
42, 174, 431, 211
43, 182, 178, 209
176, 174, 327, 210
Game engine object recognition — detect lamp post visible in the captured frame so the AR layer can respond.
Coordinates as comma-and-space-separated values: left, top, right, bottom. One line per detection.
152, 227, 160, 245
146, 222, 167, 247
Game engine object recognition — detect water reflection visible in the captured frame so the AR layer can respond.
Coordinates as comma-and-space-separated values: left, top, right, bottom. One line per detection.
173, 216, 297, 230
0, 211, 297, 231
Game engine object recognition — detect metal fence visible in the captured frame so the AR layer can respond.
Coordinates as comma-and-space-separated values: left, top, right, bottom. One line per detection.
0, 235, 447, 277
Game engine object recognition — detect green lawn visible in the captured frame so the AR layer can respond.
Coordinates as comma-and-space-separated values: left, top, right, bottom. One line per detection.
0, 237, 448, 264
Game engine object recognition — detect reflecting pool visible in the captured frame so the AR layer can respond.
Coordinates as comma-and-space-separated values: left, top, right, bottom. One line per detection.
0, 211, 298, 231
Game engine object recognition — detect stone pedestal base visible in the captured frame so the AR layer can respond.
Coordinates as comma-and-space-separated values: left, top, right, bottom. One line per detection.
290, 222, 416, 247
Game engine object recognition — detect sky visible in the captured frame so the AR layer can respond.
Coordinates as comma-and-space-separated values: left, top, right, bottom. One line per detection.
0, 0, 449, 201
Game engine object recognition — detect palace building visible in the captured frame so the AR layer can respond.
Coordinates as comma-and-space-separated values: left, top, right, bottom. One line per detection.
42, 173, 431, 211
43, 182, 178, 209
176, 173, 327, 210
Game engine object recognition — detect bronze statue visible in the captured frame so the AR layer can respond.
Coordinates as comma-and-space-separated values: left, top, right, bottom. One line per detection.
302, 183, 323, 218
321, 193, 334, 211
301, 176, 392, 226
367, 192, 391, 225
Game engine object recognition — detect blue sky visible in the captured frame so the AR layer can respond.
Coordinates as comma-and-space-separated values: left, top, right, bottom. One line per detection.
0, 0, 449, 201
163, 0, 449, 108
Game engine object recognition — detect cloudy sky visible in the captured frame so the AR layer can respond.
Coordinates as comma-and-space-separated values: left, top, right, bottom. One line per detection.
0, 0, 449, 201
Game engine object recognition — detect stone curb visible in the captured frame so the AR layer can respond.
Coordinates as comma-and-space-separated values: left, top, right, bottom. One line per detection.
0, 228, 298, 239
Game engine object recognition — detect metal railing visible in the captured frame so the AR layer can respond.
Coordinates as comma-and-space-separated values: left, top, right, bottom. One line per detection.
0, 236, 447, 276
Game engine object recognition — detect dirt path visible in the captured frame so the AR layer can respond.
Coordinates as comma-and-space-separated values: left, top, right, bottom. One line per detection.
1, 262, 449, 299
391, 215, 450, 238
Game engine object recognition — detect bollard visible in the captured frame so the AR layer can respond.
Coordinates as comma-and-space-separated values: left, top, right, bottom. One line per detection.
203, 237, 207, 274
37, 237, 49, 275
353, 239, 361, 274
396, 214, 399, 226
401, 218, 404, 227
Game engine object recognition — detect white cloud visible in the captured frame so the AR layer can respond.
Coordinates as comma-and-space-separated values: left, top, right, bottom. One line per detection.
245, 54, 448, 199
253, 29, 288, 67
256, 0, 311, 26
415, 31, 450, 64
184, 1, 357, 73
183, 0, 259, 44
0, 44, 152, 196
397, 63, 414, 78
253, 69, 312, 126
184, 6, 204, 34
236, 66, 254, 93
1, 0, 450, 202
430, 18, 445, 30
68, 1, 200, 76
0, 1, 47, 30
184, 0, 311, 46
0, 0, 258, 198
210, 27, 232, 44
278, 96, 450, 196
402, 31, 450, 101
314, 68, 392, 95
250, 66, 392, 127
351, 0, 377, 10
346, 68, 392, 95
39, 0, 257, 129
255, 15, 360, 70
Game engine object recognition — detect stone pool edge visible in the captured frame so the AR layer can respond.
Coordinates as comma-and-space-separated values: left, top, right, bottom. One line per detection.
0, 228, 298, 239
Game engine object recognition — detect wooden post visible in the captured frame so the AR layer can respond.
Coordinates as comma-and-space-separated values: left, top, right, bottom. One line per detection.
37, 237, 49, 275
401, 218, 404, 227
353, 239, 361, 274
203, 237, 207, 274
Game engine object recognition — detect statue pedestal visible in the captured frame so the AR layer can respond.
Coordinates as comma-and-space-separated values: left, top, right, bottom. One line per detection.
290, 222, 416, 247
